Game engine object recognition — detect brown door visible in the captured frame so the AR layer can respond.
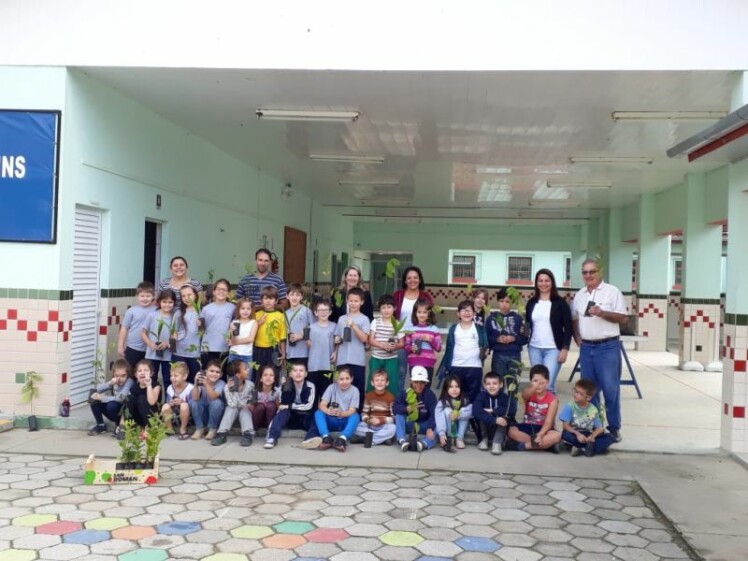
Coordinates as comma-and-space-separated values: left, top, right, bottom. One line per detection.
283, 226, 307, 283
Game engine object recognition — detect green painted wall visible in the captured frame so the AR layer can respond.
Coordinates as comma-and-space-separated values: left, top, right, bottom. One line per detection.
620, 203, 639, 242
705, 165, 728, 224
653, 181, 685, 235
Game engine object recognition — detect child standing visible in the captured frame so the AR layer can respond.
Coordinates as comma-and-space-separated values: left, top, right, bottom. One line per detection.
117, 282, 156, 369
404, 299, 442, 387
486, 288, 528, 383
394, 366, 437, 452
199, 278, 235, 368
435, 375, 473, 452
125, 359, 161, 430
471, 287, 490, 327
473, 371, 517, 454
173, 285, 202, 383
265, 362, 316, 449
141, 290, 176, 388
560, 379, 616, 457
508, 364, 562, 452
367, 294, 404, 397
254, 286, 287, 374
306, 300, 337, 409
251, 365, 281, 432
88, 358, 133, 436
228, 298, 258, 370
212, 361, 256, 447
355, 369, 396, 446
308, 367, 360, 452
285, 283, 312, 367
334, 287, 370, 409
161, 361, 194, 439
189, 359, 227, 440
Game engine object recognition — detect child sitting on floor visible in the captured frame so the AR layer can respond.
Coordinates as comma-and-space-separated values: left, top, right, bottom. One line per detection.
212, 361, 256, 447
355, 369, 396, 446
473, 371, 517, 455
394, 366, 437, 452
307, 367, 360, 452
160, 361, 194, 439
507, 364, 562, 452
435, 374, 473, 452
88, 358, 133, 436
560, 379, 616, 457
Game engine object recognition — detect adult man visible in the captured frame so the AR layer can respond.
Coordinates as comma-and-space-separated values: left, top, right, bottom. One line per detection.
571, 258, 628, 442
236, 248, 288, 308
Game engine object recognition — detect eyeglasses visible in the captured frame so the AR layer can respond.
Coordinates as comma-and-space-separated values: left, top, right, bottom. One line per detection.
214, 287, 228, 292
582, 270, 598, 275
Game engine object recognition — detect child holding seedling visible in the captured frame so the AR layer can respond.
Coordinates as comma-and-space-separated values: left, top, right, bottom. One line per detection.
125, 359, 161, 431
285, 283, 312, 367
199, 278, 235, 368
117, 281, 156, 369
404, 299, 442, 386
142, 290, 176, 387
229, 298, 258, 370
560, 379, 616, 457
252, 365, 281, 432
508, 364, 562, 452
473, 371, 518, 454
394, 366, 437, 452
265, 362, 316, 449
355, 369, 396, 446
189, 359, 226, 440
307, 300, 337, 409
334, 287, 370, 409
367, 294, 404, 397
435, 375, 473, 452
254, 286, 287, 375
307, 367, 360, 452
161, 361, 194, 439
212, 361, 256, 447
486, 287, 528, 383
88, 358, 133, 436
173, 285, 202, 382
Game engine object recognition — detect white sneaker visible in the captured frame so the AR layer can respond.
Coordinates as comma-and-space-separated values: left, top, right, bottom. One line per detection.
204, 429, 217, 441
264, 440, 276, 449
570, 446, 582, 457
491, 442, 503, 455
300, 436, 322, 450
478, 438, 489, 451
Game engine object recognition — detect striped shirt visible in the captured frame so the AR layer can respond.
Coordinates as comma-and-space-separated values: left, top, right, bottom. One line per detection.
370, 318, 403, 359
361, 390, 395, 424
157, 278, 203, 300
235, 272, 287, 306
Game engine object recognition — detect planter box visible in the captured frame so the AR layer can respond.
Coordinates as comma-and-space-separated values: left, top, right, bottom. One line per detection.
83, 454, 160, 485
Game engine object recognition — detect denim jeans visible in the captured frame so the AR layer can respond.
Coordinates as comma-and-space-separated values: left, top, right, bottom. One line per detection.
313, 410, 361, 440
562, 429, 615, 454
491, 353, 521, 383
579, 339, 621, 431
394, 415, 435, 449
190, 398, 226, 430
439, 409, 469, 439
528, 345, 561, 392
266, 408, 313, 443
90, 400, 122, 426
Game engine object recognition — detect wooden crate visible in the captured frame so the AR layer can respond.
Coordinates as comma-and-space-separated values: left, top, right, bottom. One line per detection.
83, 454, 160, 485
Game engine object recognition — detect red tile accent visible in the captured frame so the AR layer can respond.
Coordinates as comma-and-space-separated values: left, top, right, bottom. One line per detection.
17, 320, 27, 330
27, 331, 37, 342
658, 313, 664, 319
304, 527, 350, 543
48, 310, 59, 321
37, 520, 82, 535
99, 325, 108, 335
643, 331, 649, 337
61, 372, 67, 384
111, 306, 116, 315
8, 309, 17, 319
734, 360, 746, 373
0, 319, 6, 330
68, 321, 73, 330
38, 321, 48, 331
57, 321, 64, 332
709, 323, 715, 329
683, 321, 691, 328
733, 406, 745, 418
63, 332, 69, 342
697, 310, 704, 316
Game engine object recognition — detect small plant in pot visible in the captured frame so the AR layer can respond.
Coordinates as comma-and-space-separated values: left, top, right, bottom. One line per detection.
20, 371, 42, 431
405, 387, 420, 451
142, 414, 167, 469
116, 419, 144, 470
149, 319, 173, 358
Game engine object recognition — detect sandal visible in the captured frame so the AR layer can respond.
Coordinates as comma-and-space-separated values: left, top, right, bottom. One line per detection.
178, 432, 190, 440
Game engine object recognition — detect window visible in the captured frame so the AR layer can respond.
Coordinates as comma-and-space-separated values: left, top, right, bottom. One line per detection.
451, 255, 476, 283
564, 256, 572, 287
507, 256, 533, 284
673, 258, 682, 288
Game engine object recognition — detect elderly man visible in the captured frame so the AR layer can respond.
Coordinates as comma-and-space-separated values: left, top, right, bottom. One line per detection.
571, 259, 628, 442
236, 248, 288, 308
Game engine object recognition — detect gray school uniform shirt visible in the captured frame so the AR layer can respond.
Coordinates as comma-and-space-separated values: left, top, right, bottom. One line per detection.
200, 302, 235, 352
320, 384, 360, 412
308, 322, 337, 372
175, 309, 201, 357
285, 305, 312, 360
144, 311, 174, 362
122, 304, 156, 351
335, 314, 370, 367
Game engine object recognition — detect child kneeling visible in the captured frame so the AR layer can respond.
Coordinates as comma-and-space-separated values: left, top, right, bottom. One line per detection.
394, 366, 437, 452
355, 369, 396, 446
508, 364, 562, 452
560, 379, 616, 457
305, 367, 360, 452
211, 361, 256, 447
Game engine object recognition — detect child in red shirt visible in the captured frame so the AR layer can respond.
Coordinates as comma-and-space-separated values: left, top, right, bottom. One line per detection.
508, 364, 562, 452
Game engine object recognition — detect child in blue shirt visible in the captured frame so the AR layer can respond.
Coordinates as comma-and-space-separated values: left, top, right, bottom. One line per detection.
485, 288, 528, 384
560, 379, 616, 457
334, 287, 370, 410
285, 283, 313, 367
394, 366, 437, 452
117, 282, 156, 369
473, 371, 517, 454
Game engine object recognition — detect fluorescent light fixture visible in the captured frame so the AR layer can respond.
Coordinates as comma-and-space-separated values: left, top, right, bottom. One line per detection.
384, 218, 421, 224
517, 210, 564, 219
478, 181, 512, 203
476, 166, 512, 174
570, 156, 653, 165
533, 166, 570, 175
612, 111, 727, 122
339, 179, 399, 187
547, 181, 612, 190
256, 109, 360, 122
310, 154, 384, 164
529, 200, 581, 208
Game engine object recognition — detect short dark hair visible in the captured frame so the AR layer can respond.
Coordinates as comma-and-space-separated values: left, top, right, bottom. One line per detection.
457, 299, 473, 312
411, 298, 435, 326
378, 294, 395, 308
255, 248, 272, 260
314, 299, 331, 311
261, 286, 279, 299
205, 359, 222, 370
483, 371, 502, 384
496, 287, 509, 301
136, 281, 155, 294
111, 358, 131, 376
170, 256, 188, 267
575, 379, 597, 396
287, 283, 305, 296
347, 287, 365, 300
371, 368, 388, 381
529, 364, 550, 380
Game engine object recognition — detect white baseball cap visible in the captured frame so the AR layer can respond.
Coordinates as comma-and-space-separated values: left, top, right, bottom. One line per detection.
410, 366, 429, 383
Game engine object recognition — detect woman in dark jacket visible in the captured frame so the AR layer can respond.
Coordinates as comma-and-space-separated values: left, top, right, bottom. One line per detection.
525, 269, 572, 393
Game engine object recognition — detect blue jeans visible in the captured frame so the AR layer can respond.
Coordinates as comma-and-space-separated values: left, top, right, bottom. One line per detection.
580, 339, 621, 431
190, 398, 226, 430
439, 410, 469, 439
491, 353, 521, 383
528, 346, 561, 392
266, 408, 313, 443
90, 400, 122, 426
562, 430, 615, 454
313, 410, 360, 440
394, 415, 435, 449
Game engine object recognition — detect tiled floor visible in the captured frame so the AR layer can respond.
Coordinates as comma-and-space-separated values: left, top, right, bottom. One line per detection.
0, 454, 696, 561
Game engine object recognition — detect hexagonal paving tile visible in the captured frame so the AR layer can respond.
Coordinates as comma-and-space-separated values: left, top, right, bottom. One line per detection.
36, 520, 83, 535
119, 550, 169, 561
262, 533, 307, 549
155, 520, 201, 535
454, 536, 502, 553
379, 530, 424, 547
0, 550, 37, 561
273, 521, 315, 535
231, 525, 274, 540
111, 526, 156, 541
12, 514, 57, 527
63, 529, 110, 545
304, 527, 350, 543
85, 517, 129, 531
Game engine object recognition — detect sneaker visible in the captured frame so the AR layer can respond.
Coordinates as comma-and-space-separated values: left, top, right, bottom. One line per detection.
610, 430, 623, 443
478, 438, 489, 451
264, 439, 276, 449
88, 424, 106, 436
455, 438, 465, 449
300, 436, 322, 450
491, 442, 503, 455
416, 440, 425, 452
211, 432, 228, 446
399, 439, 409, 452
204, 429, 217, 441
115, 427, 125, 441
240, 432, 253, 447
333, 437, 347, 452
549, 443, 560, 454
191, 428, 205, 440
319, 436, 333, 451
570, 446, 582, 457
585, 440, 596, 457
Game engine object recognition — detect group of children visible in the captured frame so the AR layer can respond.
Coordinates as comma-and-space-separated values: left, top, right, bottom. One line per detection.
88, 279, 615, 457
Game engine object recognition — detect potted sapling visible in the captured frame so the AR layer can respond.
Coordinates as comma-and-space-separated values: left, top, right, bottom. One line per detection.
116, 419, 143, 470
405, 387, 420, 451
20, 371, 42, 431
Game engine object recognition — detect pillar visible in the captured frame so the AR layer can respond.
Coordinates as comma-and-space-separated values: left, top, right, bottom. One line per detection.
608, 208, 635, 316
679, 173, 723, 372
721, 160, 748, 453
636, 194, 670, 351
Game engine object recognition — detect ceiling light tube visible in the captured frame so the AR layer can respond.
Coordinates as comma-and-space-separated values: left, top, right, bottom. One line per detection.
570, 156, 653, 165
339, 179, 399, 187
310, 154, 384, 164
256, 109, 360, 122
547, 181, 612, 190
529, 200, 582, 208
612, 111, 727, 122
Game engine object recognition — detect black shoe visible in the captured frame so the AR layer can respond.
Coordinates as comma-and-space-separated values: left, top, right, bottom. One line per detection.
319, 435, 333, 450
240, 432, 253, 447
549, 443, 560, 454
211, 432, 228, 446
333, 437, 347, 452
349, 434, 364, 445
88, 424, 106, 436
585, 440, 595, 457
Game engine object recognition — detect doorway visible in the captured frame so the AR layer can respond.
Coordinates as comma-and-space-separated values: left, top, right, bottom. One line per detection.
370, 253, 413, 302
283, 226, 307, 283
143, 220, 162, 285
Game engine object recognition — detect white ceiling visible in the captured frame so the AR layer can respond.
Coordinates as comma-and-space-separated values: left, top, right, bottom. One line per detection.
84, 68, 735, 223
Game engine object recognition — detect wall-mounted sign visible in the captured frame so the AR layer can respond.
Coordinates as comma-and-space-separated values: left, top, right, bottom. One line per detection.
0, 110, 60, 243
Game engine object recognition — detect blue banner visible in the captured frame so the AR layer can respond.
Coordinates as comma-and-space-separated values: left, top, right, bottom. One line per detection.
0, 111, 59, 243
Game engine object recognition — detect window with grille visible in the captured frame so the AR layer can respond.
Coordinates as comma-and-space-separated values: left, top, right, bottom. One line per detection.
451, 255, 476, 283
507, 256, 533, 284
564, 256, 572, 286
673, 259, 682, 288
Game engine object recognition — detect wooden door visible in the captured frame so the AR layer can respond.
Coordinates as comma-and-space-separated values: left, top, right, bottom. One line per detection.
283, 226, 307, 283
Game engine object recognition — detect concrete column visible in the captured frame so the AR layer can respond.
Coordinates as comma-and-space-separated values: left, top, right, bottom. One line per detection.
730, 70, 748, 110
608, 208, 635, 315
679, 173, 723, 372
721, 160, 748, 453
636, 194, 670, 351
